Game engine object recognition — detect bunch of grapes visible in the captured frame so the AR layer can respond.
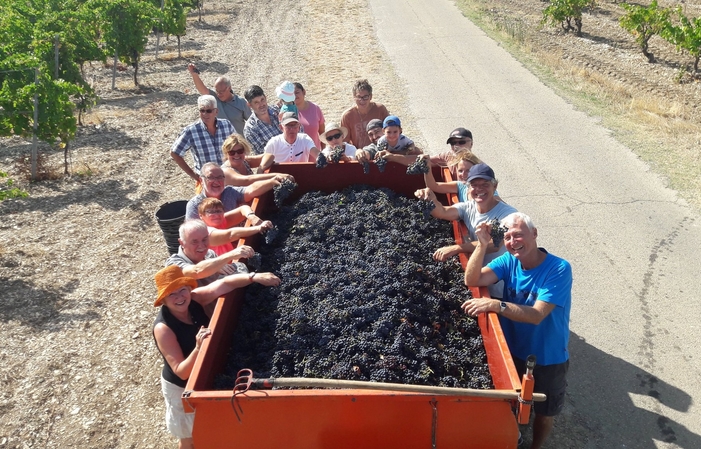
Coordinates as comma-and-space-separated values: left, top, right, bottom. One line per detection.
406, 157, 429, 175
246, 252, 262, 271
488, 218, 508, 248
273, 178, 298, 207
328, 146, 345, 163
264, 225, 279, 244
315, 152, 328, 169
374, 157, 387, 173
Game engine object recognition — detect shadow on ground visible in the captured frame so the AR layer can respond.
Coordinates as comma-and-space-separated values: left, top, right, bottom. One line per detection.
543, 333, 700, 448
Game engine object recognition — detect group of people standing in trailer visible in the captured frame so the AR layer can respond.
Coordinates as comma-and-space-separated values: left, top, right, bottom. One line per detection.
152, 67, 572, 449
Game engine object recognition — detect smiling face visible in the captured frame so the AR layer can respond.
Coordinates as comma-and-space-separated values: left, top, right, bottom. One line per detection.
367, 127, 383, 144
226, 144, 246, 164
163, 286, 192, 311
201, 206, 225, 228
383, 125, 401, 147
503, 218, 538, 261
455, 160, 475, 182
179, 226, 210, 263
354, 89, 372, 111
468, 178, 496, 205
202, 166, 226, 198
282, 121, 300, 143
248, 94, 268, 116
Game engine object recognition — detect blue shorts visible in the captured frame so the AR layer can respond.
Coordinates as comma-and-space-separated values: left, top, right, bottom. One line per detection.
513, 357, 569, 417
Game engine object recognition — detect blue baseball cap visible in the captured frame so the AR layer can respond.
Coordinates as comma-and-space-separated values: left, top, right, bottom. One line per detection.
382, 115, 401, 128
467, 163, 495, 182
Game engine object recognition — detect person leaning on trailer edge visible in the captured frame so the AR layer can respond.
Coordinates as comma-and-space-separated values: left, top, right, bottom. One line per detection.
461, 212, 572, 449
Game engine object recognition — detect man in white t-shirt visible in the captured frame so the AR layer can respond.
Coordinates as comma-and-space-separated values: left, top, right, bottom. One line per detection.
263, 112, 320, 163
415, 163, 517, 298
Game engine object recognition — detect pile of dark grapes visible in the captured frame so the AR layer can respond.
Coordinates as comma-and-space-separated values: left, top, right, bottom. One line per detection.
215, 185, 492, 391
406, 157, 429, 175
489, 218, 508, 248
273, 178, 298, 207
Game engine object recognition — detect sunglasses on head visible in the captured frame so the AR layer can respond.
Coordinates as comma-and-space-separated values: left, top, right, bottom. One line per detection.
199, 108, 214, 114
227, 147, 245, 155
326, 132, 343, 141
450, 139, 468, 145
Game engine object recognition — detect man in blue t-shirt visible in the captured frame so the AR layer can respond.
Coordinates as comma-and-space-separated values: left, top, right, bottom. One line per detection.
462, 212, 572, 449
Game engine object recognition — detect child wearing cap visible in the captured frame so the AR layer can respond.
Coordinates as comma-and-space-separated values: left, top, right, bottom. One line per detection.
375, 115, 422, 164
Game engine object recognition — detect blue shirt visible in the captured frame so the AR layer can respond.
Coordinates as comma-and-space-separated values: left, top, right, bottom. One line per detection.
488, 250, 572, 365
171, 118, 236, 174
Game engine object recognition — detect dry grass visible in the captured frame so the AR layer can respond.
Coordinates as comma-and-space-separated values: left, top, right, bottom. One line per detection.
455, 0, 701, 210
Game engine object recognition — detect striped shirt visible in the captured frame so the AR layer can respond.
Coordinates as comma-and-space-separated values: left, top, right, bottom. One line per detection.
171, 118, 236, 174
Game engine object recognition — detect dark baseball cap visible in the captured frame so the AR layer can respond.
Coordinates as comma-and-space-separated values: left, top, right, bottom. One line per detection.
366, 119, 383, 132
446, 127, 473, 144
467, 163, 495, 182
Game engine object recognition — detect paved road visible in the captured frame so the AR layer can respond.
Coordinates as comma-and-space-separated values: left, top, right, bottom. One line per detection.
369, 0, 701, 447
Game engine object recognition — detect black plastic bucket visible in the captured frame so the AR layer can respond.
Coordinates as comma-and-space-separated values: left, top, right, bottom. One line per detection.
155, 200, 188, 255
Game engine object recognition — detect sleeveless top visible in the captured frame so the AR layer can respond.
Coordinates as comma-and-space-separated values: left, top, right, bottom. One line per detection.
153, 301, 210, 387
223, 159, 254, 175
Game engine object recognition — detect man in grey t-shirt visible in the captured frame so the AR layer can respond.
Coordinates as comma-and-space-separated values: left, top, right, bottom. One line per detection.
187, 64, 251, 132
415, 163, 517, 298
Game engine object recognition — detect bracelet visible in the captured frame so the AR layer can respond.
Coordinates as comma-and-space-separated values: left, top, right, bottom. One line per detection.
248, 271, 256, 282
247, 212, 256, 217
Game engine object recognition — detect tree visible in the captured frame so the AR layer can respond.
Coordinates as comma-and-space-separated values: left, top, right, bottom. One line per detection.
619, 0, 671, 63
663, 8, 701, 73
161, 0, 188, 57
94, 0, 160, 86
542, 0, 597, 37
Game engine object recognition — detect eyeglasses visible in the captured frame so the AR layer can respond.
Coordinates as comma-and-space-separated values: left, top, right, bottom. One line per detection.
204, 175, 225, 181
326, 132, 343, 141
204, 210, 224, 216
199, 108, 214, 114
450, 139, 469, 146
355, 94, 370, 101
227, 147, 245, 155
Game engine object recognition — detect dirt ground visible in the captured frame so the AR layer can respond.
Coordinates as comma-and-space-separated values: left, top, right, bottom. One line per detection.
1, 0, 700, 447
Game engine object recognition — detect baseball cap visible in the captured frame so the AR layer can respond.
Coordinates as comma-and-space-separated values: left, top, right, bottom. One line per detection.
446, 127, 473, 144
280, 111, 300, 126
366, 119, 383, 132
383, 115, 401, 128
467, 163, 495, 182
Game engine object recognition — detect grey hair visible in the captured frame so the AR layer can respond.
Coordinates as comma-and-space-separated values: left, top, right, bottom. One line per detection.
215, 76, 231, 88
179, 219, 208, 240
502, 212, 535, 231
200, 162, 220, 178
197, 94, 217, 109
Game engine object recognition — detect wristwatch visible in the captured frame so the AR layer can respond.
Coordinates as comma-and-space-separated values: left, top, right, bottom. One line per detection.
248, 271, 256, 282
499, 301, 507, 314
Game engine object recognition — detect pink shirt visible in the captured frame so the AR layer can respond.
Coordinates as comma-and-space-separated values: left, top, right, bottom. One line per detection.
297, 101, 325, 149
207, 225, 234, 256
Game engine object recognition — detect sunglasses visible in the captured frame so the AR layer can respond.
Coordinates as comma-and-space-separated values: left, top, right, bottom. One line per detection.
326, 132, 343, 141
199, 108, 214, 114
450, 139, 469, 145
227, 148, 245, 155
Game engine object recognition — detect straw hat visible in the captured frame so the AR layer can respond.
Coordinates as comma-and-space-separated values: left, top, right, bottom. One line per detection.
319, 123, 348, 146
154, 265, 198, 307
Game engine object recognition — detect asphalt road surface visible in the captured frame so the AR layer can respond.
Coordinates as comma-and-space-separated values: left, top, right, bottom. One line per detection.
369, 0, 701, 447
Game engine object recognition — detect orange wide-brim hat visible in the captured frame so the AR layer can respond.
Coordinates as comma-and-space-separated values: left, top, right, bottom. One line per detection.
154, 265, 198, 307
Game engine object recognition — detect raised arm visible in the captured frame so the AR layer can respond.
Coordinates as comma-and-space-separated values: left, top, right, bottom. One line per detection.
187, 64, 210, 95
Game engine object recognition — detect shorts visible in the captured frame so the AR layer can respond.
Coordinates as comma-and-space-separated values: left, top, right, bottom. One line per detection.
161, 377, 194, 439
513, 357, 569, 417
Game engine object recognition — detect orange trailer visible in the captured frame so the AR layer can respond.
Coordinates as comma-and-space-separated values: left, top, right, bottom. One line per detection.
182, 162, 527, 448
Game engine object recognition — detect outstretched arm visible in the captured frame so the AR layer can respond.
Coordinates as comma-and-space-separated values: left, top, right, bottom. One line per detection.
187, 64, 210, 95
191, 271, 281, 304
180, 245, 254, 280
208, 222, 272, 246
414, 188, 460, 221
